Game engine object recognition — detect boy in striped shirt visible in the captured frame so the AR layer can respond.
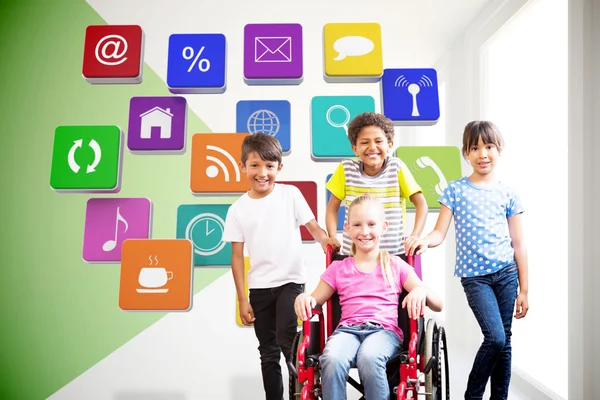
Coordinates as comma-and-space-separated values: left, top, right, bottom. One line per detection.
326, 112, 428, 259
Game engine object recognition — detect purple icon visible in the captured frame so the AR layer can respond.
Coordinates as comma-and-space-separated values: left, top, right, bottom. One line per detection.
127, 96, 187, 153
243, 23, 303, 85
82, 198, 152, 263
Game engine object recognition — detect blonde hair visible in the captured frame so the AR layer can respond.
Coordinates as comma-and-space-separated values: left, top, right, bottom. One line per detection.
347, 195, 396, 293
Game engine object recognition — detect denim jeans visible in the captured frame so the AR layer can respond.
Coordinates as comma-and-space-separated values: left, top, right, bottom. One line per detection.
461, 264, 519, 400
319, 322, 400, 400
249, 282, 304, 400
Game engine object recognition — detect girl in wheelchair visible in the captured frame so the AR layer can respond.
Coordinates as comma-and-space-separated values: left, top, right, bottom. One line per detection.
294, 194, 443, 399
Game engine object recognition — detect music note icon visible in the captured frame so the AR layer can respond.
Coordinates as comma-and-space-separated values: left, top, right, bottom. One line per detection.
102, 207, 129, 252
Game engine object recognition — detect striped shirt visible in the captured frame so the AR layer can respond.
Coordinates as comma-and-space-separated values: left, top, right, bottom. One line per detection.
326, 157, 422, 255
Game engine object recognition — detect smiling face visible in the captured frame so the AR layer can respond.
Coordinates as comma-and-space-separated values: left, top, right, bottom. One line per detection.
241, 151, 282, 198
465, 136, 500, 176
351, 126, 393, 175
345, 201, 388, 254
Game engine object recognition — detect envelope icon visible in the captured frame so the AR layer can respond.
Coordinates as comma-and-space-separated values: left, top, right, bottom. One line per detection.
255, 36, 292, 63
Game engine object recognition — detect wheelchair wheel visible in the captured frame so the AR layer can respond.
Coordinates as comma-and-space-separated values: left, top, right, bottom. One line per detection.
424, 320, 449, 400
436, 326, 450, 400
424, 319, 440, 400
289, 331, 304, 400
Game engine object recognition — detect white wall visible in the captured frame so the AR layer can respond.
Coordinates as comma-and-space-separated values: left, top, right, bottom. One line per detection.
442, 0, 600, 398
568, 0, 600, 398
72, 1, 467, 399
58, 1, 600, 399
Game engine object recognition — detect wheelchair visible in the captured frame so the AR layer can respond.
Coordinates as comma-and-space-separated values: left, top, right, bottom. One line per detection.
288, 246, 450, 400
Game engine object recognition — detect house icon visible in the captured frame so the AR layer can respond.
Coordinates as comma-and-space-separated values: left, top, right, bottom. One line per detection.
139, 107, 174, 139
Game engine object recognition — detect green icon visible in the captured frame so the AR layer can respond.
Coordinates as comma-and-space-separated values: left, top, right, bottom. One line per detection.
311, 96, 375, 160
176, 204, 232, 267
49, 125, 122, 192
395, 146, 463, 209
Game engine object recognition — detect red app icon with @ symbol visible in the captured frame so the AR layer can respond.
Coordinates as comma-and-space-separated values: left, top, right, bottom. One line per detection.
82, 25, 145, 84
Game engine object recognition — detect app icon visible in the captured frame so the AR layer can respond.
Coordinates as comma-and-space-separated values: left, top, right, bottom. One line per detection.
236, 100, 291, 155
50, 125, 123, 193
279, 181, 318, 241
323, 23, 383, 83
310, 96, 375, 161
325, 174, 345, 231
82, 198, 152, 263
382, 68, 440, 125
235, 256, 252, 327
82, 25, 144, 84
119, 239, 194, 312
395, 146, 462, 209
127, 96, 187, 153
244, 24, 303, 85
166, 33, 227, 94
190, 133, 250, 194
177, 204, 231, 266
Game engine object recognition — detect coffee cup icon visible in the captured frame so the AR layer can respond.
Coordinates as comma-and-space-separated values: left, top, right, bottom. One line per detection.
136, 267, 173, 293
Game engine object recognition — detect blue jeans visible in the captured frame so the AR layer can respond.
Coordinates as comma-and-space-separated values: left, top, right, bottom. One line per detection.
319, 322, 400, 400
461, 264, 519, 400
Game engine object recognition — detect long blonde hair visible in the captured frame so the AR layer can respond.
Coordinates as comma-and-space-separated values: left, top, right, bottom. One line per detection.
348, 195, 396, 293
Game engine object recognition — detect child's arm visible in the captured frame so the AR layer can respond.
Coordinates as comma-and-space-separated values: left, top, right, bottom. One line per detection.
398, 166, 428, 248
407, 192, 428, 244
231, 242, 255, 326
294, 279, 335, 321
406, 204, 453, 256
508, 213, 529, 319
325, 195, 343, 250
325, 163, 346, 250
401, 270, 444, 319
305, 219, 341, 253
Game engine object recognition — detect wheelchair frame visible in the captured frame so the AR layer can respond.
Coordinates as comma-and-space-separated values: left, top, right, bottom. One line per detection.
289, 245, 449, 400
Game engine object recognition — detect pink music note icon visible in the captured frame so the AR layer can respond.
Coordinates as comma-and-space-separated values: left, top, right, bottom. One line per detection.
102, 207, 129, 252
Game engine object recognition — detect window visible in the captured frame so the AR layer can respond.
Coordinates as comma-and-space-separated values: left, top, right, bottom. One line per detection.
481, 0, 568, 396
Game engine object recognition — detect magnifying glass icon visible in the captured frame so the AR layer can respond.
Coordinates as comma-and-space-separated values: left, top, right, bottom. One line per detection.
326, 105, 350, 136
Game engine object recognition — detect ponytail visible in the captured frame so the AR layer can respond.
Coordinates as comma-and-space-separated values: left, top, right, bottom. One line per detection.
379, 250, 397, 294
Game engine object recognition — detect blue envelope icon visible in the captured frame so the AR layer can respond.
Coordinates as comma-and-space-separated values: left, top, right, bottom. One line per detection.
254, 37, 292, 63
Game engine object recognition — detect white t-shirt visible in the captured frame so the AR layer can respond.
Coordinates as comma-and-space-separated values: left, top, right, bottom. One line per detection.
222, 184, 315, 289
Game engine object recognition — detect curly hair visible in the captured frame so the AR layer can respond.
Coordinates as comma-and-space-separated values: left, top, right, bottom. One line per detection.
347, 112, 395, 146
241, 133, 282, 165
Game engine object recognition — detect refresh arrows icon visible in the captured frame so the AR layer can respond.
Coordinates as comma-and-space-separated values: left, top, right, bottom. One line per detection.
68, 139, 102, 174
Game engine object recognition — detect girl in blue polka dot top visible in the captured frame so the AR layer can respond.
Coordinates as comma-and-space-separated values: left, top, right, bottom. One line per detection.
407, 121, 529, 400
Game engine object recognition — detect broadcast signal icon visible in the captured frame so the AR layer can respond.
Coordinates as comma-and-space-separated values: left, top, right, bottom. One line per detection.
394, 74, 433, 117
190, 133, 251, 194
381, 68, 440, 126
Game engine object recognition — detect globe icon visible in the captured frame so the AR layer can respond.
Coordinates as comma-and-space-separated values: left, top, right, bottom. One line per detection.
247, 109, 280, 136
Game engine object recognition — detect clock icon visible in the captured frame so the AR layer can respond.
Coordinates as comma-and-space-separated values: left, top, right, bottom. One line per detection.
185, 213, 226, 256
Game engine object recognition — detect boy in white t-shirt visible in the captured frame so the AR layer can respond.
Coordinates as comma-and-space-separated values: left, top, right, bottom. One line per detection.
222, 133, 338, 400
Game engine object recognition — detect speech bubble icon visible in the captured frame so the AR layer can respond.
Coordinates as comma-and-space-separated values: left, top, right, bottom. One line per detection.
333, 36, 375, 61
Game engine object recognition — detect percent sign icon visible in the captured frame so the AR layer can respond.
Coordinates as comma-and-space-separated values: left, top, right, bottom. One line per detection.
182, 46, 211, 73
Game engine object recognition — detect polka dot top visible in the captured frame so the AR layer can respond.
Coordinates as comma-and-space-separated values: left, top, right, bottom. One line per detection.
439, 177, 524, 278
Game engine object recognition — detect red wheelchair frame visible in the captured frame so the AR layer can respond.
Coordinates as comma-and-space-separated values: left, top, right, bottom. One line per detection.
292, 245, 448, 400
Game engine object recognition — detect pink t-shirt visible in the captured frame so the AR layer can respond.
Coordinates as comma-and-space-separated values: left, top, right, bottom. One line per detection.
321, 255, 413, 341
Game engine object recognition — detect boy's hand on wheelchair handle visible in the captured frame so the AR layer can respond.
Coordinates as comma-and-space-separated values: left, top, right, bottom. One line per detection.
294, 293, 316, 321
402, 286, 427, 320
239, 299, 255, 326
321, 237, 341, 253
514, 292, 529, 319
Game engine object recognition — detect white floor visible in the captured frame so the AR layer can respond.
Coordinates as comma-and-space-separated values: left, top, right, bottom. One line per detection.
47, 272, 531, 400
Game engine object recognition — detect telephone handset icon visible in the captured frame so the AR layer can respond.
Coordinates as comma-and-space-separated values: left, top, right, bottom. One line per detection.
416, 156, 447, 196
